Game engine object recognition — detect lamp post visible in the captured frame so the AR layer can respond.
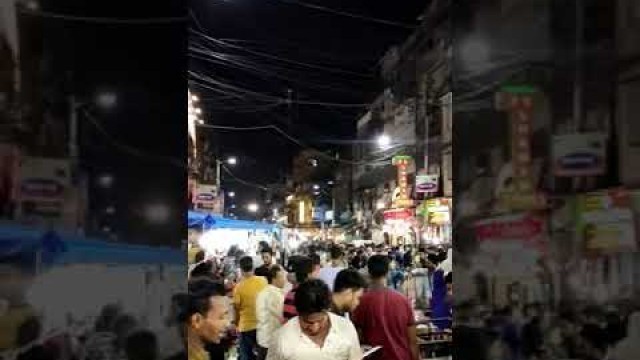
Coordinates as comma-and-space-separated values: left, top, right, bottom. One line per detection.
216, 156, 237, 195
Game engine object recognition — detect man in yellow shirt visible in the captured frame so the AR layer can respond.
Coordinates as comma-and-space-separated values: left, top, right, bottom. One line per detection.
234, 256, 267, 360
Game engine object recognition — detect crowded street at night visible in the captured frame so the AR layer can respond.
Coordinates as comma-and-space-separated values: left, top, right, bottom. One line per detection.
2, 0, 640, 360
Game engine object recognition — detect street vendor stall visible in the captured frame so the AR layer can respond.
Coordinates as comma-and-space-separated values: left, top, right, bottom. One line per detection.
188, 210, 281, 258
0, 224, 183, 353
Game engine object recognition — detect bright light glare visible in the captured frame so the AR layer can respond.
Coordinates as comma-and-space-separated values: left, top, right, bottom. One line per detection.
247, 203, 259, 213
227, 157, 237, 165
313, 184, 320, 190
377, 134, 391, 148
228, 191, 236, 198
145, 204, 170, 224
461, 37, 490, 65
376, 200, 386, 210
96, 92, 117, 109
97, 174, 114, 188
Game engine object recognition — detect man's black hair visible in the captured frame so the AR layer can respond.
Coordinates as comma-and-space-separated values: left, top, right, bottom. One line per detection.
310, 253, 321, 266
260, 247, 274, 255
329, 245, 344, 260
125, 330, 157, 360
239, 256, 254, 273
333, 269, 367, 294
190, 260, 214, 279
294, 256, 314, 283
266, 265, 283, 284
367, 254, 390, 279
295, 279, 332, 316
194, 250, 206, 263
177, 278, 226, 324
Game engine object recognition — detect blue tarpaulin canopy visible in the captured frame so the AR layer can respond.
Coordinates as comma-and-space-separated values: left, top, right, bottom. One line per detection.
0, 223, 183, 267
188, 210, 279, 232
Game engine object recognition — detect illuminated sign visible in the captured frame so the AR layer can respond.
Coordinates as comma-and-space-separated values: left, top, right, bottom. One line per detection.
392, 155, 413, 208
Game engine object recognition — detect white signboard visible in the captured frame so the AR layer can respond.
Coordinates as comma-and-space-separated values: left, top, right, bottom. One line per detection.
193, 184, 224, 215
15, 157, 79, 228
415, 174, 439, 194
552, 133, 607, 177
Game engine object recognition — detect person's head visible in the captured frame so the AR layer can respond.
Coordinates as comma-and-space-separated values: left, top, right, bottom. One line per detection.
310, 253, 322, 276
294, 256, 313, 284
125, 330, 158, 360
367, 254, 390, 280
239, 256, 254, 274
333, 269, 367, 313
113, 314, 139, 348
260, 248, 274, 266
194, 250, 206, 264
95, 303, 123, 332
190, 261, 214, 279
295, 279, 332, 337
266, 265, 287, 289
16, 316, 41, 347
179, 278, 230, 345
329, 246, 344, 263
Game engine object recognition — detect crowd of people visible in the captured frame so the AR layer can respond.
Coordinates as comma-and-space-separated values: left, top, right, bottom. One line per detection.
455, 299, 640, 360
183, 240, 453, 360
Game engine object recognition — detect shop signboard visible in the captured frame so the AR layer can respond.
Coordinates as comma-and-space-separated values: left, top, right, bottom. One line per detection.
193, 184, 224, 215
415, 174, 438, 194
552, 132, 606, 177
383, 208, 414, 221
577, 188, 636, 255
15, 157, 80, 228
473, 212, 548, 280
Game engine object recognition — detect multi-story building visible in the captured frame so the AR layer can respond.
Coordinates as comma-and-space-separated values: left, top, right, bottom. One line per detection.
349, 2, 452, 246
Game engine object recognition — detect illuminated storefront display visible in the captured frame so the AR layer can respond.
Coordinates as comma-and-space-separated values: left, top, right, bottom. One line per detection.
418, 198, 452, 245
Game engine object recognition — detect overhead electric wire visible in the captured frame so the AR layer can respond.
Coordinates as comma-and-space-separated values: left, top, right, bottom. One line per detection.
269, 0, 417, 29
189, 44, 369, 96
221, 165, 268, 191
189, 70, 369, 108
18, 8, 186, 24
197, 123, 402, 166
191, 29, 372, 78
81, 109, 186, 168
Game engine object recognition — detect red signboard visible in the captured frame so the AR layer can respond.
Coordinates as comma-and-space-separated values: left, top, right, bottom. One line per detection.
383, 208, 414, 221
475, 214, 545, 242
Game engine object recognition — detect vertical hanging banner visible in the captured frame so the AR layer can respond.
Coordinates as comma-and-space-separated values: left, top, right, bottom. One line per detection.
392, 155, 414, 208
496, 85, 546, 211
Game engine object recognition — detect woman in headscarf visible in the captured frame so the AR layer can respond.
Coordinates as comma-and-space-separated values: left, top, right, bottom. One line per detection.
430, 248, 452, 330
606, 311, 640, 360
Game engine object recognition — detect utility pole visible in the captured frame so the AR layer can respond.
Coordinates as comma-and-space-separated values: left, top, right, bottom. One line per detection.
69, 95, 78, 162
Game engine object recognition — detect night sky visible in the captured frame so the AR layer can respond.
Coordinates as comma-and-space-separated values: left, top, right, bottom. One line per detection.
189, 0, 426, 218
30, 0, 186, 245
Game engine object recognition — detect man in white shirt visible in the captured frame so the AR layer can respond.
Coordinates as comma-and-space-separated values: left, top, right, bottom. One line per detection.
317, 245, 345, 292
267, 279, 362, 360
255, 264, 287, 360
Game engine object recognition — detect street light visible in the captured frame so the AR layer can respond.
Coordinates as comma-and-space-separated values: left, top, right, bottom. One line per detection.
97, 174, 114, 189
216, 156, 238, 195
145, 204, 170, 224
313, 184, 320, 190
96, 92, 117, 109
228, 191, 236, 198
247, 203, 259, 213
377, 134, 391, 149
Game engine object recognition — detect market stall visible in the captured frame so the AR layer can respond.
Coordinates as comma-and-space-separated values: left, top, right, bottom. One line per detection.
0, 224, 183, 352
188, 210, 281, 258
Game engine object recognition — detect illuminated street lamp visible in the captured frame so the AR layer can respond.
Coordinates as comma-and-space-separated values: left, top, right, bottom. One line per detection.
228, 191, 235, 198
247, 203, 259, 213
377, 134, 391, 149
145, 204, 170, 224
227, 156, 237, 166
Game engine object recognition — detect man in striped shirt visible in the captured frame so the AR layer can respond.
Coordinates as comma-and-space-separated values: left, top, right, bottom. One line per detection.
282, 254, 320, 321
